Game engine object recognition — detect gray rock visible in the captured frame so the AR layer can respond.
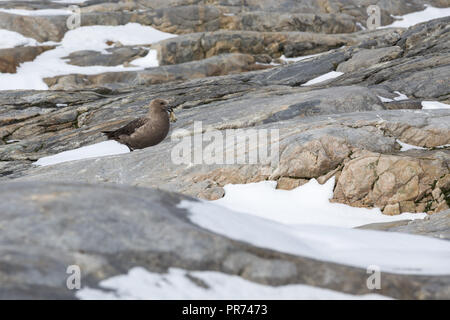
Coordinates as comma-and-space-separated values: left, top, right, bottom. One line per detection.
34, 26, 405, 91
0, 12, 67, 42
1, 16, 449, 216
44, 53, 271, 90
1, 1, 450, 300
63, 46, 149, 67
359, 210, 450, 240
251, 50, 350, 86
0, 84, 397, 162
0, 0, 444, 42
0, 181, 449, 299
0, 5, 355, 41
154, 30, 353, 65
154, 28, 402, 66
332, 17, 450, 101
219, 11, 357, 33
337, 46, 403, 73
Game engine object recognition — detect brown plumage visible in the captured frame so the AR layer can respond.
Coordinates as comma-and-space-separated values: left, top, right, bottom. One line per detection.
102, 98, 176, 150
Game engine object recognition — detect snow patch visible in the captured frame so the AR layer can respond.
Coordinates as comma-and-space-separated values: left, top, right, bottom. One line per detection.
180, 199, 450, 275
60, 23, 175, 52
422, 101, 450, 110
396, 139, 426, 151
212, 178, 426, 228
301, 71, 344, 86
397, 139, 450, 151
377, 91, 408, 103
129, 49, 159, 68
279, 52, 323, 63
77, 267, 391, 300
393, 91, 408, 101
0, 23, 176, 90
34, 140, 130, 166
356, 22, 367, 30
0, 8, 71, 16
377, 95, 393, 103
0, 29, 38, 49
381, 5, 450, 29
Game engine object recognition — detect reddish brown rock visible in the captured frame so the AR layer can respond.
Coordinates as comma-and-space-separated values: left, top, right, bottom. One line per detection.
0, 45, 54, 73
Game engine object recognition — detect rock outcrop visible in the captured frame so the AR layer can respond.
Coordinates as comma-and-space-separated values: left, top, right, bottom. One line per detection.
359, 209, 450, 240
0, 45, 55, 73
44, 53, 271, 90
63, 46, 149, 67
0, 181, 449, 299
2, 17, 450, 215
1, 0, 447, 39
333, 151, 450, 214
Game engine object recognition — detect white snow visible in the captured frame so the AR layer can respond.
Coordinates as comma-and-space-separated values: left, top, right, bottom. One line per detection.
0, 23, 176, 90
60, 23, 175, 52
422, 101, 450, 109
180, 199, 450, 275
51, 0, 88, 3
396, 139, 426, 151
77, 267, 391, 300
393, 91, 408, 101
212, 178, 426, 228
301, 71, 344, 86
0, 29, 38, 49
279, 52, 323, 63
397, 139, 450, 151
377, 95, 393, 103
129, 49, 159, 68
356, 22, 367, 30
0, 8, 71, 16
34, 140, 130, 166
381, 5, 450, 29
